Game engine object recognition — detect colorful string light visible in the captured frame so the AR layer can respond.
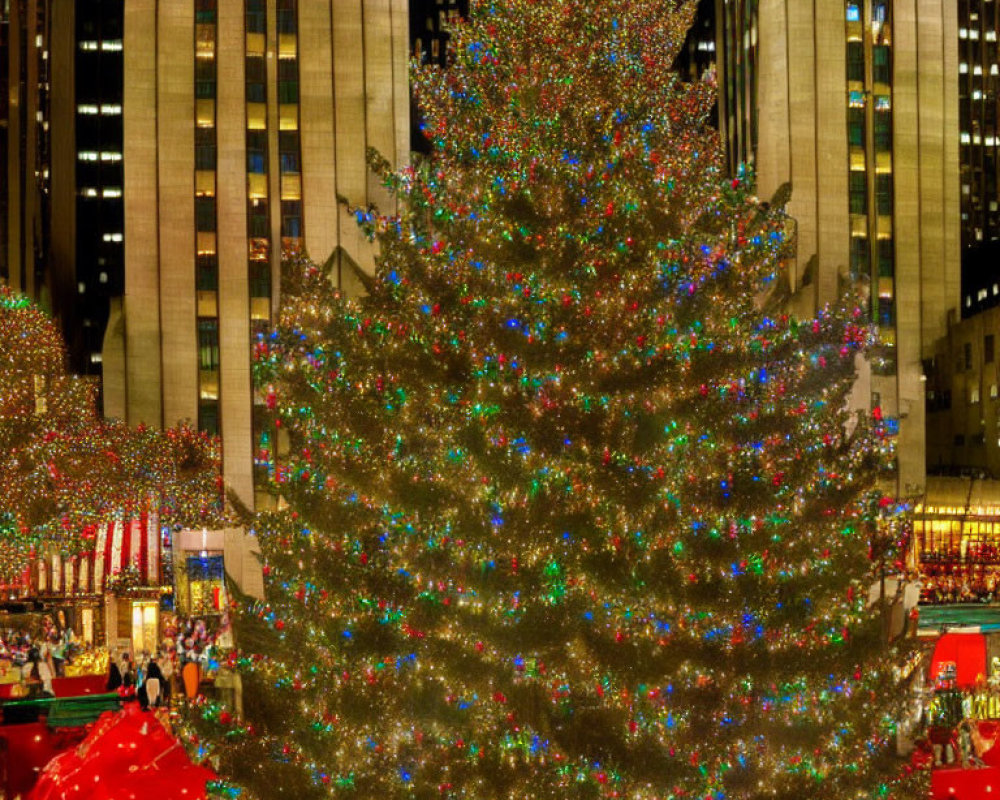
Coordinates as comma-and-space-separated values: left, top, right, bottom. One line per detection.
188, 2, 921, 798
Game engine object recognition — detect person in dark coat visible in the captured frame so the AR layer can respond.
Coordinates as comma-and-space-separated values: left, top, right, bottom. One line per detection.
106, 660, 123, 692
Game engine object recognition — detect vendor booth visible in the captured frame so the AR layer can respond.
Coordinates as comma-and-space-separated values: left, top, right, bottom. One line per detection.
22, 508, 168, 661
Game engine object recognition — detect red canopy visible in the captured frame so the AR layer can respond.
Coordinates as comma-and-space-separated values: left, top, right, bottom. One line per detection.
29, 703, 216, 800
930, 632, 988, 688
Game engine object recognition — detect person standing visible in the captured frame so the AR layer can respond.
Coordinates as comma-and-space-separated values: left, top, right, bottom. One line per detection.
144, 658, 164, 708
37, 633, 55, 696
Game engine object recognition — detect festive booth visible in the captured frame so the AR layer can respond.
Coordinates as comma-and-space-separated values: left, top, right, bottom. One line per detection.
24, 510, 168, 658
915, 477, 1000, 605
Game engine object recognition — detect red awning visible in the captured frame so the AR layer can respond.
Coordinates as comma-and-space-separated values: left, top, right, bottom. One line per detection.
29, 507, 162, 596
931, 632, 988, 689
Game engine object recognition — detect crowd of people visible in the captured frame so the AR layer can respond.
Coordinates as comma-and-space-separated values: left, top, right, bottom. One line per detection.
0, 611, 79, 695
105, 614, 227, 708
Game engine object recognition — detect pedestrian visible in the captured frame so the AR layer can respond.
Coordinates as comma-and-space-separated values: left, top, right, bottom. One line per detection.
145, 657, 164, 708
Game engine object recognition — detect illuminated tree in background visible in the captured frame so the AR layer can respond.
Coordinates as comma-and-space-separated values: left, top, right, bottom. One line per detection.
0, 287, 223, 582
197, 2, 915, 798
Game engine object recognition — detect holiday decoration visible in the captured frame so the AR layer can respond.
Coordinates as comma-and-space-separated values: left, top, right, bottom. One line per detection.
0, 287, 225, 584
191, 2, 916, 798
29, 703, 217, 800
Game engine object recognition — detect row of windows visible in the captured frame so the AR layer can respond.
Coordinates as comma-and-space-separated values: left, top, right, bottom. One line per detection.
196, 11, 220, 438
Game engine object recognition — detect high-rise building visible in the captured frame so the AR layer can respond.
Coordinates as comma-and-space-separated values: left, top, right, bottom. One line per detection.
2, 0, 125, 380
957, 0, 1000, 318
714, 0, 961, 496
959, 1, 1000, 251
105, 1, 410, 509
2, 0, 53, 303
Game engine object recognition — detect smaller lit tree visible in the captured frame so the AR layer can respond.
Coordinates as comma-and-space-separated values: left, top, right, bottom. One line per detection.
0, 287, 225, 582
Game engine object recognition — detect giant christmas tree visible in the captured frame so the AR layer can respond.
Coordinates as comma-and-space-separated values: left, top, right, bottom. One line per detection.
195, 2, 915, 798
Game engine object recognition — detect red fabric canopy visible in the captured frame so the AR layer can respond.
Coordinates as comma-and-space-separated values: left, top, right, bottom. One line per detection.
29, 704, 216, 800
930, 632, 988, 688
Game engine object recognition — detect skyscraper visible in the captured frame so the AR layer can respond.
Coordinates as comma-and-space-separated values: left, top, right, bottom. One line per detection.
2, 0, 54, 303
105, 1, 410, 509
715, 0, 961, 496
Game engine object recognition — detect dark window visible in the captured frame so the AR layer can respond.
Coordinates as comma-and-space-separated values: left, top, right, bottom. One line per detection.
282, 200, 302, 238
849, 171, 867, 214
197, 254, 218, 291
246, 56, 266, 103
196, 58, 216, 99
249, 260, 270, 298
987, 334, 995, 364
877, 238, 893, 278
278, 81, 299, 104
873, 110, 892, 151
246, 0, 266, 34
847, 41, 864, 83
279, 131, 300, 172
198, 319, 220, 371
277, 0, 297, 34
195, 128, 216, 170
872, 45, 891, 84
198, 401, 219, 436
247, 131, 267, 173
877, 297, 893, 328
955, 434, 966, 447
848, 107, 865, 147
876, 173, 892, 216
248, 201, 269, 237
966, 342, 974, 370
195, 196, 216, 232
195, 0, 216, 24
850, 236, 869, 278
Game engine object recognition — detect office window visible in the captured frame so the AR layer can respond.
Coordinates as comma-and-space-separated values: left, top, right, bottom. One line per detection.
246, 56, 267, 103
848, 107, 865, 147
849, 171, 867, 214
196, 57, 216, 99
850, 236, 869, 276
249, 259, 271, 299
197, 254, 218, 292
877, 297, 893, 328
872, 45, 891, 84
847, 41, 864, 82
198, 400, 220, 437
196, 128, 216, 170
876, 173, 892, 216
279, 131, 300, 172
278, 57, 299, 104
195, 196, 216, 232
277, 0, 297, 34
249, 204, 269, 237
873, 110, 892, 151
195, 0, 217, 24
247, 131, 267, 173
246, 0, 266, 34
877, 238, 893, 278
198, 319, 220, 371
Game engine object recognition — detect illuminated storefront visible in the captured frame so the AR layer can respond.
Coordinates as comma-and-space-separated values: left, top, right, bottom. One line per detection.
914, 478, 1000, 603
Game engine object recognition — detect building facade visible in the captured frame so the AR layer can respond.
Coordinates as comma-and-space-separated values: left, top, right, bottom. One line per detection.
107, 0, 410, 510
715, 0, 962, 496
2, 0, 54, 304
